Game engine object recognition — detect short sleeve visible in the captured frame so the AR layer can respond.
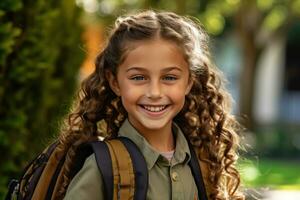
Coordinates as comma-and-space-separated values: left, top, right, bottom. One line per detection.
64, 154, 105, 200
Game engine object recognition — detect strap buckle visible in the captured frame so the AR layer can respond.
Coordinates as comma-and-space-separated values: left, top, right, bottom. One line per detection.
117, 182, 131, 200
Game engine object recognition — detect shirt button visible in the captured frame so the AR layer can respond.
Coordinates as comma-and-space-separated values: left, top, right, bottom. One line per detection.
171, 172, 179, 181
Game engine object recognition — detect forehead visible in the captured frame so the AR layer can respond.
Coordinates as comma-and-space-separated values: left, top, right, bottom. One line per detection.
118, 38, 188, 72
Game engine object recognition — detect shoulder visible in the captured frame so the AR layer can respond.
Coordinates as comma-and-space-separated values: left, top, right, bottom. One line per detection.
73, 153, 100, 179
84, 153, 98, 169
73, 153, 101, 181
64, 154, 104, 200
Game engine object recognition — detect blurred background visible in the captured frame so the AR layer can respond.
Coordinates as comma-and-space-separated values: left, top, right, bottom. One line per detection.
1, 0, 300, 199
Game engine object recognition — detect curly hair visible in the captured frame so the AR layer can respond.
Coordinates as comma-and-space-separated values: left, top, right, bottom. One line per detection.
55, 10, 244, 200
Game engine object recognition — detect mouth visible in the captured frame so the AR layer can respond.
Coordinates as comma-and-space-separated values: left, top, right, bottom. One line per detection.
139, 104, 170, 113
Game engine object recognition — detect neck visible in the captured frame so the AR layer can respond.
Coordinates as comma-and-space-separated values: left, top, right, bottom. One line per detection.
129, 120, 175, 152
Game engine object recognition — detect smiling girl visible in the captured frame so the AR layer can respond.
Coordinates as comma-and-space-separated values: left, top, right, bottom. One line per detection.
57, 10, 244, 200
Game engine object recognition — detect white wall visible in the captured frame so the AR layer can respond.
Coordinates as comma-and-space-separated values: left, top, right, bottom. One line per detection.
253, 36, 286, 124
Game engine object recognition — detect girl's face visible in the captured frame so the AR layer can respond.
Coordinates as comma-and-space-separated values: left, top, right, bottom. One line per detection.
107, 38, 193, 135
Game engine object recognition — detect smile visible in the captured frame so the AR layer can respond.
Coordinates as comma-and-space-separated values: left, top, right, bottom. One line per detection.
140, 105, 169, 112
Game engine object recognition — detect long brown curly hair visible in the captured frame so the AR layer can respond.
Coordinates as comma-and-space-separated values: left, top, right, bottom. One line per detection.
55, 10, 244, 200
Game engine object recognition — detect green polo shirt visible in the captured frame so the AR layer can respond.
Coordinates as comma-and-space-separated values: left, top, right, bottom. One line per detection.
64, 119, 198, 200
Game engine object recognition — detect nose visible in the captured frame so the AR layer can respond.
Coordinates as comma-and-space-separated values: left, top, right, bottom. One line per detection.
146, 80, 162, 99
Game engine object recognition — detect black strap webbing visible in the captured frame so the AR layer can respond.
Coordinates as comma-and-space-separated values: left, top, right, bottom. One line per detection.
118, 137, 148, 200
188, 142, 208, 200
91, 141, 114, 200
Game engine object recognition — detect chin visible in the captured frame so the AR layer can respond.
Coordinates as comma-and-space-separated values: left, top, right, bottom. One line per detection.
139, 118, 171, 131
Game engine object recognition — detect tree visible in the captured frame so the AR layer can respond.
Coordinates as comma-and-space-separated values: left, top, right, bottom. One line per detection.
0, 0, 84, 197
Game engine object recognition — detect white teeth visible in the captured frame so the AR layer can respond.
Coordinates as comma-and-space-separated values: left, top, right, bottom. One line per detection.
143, 105, 166, 112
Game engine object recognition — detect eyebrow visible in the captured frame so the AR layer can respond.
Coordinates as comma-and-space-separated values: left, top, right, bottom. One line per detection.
126, 66, 182, 72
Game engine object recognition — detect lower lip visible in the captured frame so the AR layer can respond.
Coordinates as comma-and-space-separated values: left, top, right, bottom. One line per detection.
139, 105, 170, 117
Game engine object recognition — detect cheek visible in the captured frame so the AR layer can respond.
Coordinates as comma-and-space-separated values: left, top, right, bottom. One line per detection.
119, 83, 141, 103
166, 87, 187, 109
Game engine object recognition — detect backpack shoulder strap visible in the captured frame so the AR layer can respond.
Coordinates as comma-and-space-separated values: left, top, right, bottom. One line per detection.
117, 137, 148, 200
91, 137, 148, 200
106, 139, 134, 200
88, 141, 114, 200
187, 141, 209, 200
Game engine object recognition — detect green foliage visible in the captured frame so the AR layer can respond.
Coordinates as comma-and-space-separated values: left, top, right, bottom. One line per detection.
0, 0, 84, 198
239, 158, 300, 189
253, 125, 300, 158
195, 0, 300, 35
77, 0, 300, 35
0, 23, 21, 66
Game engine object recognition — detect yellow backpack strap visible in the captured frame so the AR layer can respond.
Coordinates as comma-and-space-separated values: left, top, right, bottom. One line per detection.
106, 139, 135, 200
105, 141, 119, 200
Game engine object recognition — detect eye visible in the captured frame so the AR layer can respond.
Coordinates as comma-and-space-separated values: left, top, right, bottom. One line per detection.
163, 75, 178, 81
130, 75, 146, 81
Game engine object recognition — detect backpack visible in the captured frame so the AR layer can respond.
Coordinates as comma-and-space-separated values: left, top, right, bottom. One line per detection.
5, 136, 208, 200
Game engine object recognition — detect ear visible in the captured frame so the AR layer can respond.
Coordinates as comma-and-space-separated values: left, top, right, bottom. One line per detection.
105, 70, 121, 96
185, 77, 194, 95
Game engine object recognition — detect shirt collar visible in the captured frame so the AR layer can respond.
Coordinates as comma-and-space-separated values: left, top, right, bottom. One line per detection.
171, 122, 191, 165
118, 119, 191, 169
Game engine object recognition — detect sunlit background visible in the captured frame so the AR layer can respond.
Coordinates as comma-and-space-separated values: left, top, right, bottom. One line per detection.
1, 0, 300, 199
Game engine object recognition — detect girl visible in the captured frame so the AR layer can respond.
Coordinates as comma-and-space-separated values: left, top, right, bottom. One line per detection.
57, 10, 244, 200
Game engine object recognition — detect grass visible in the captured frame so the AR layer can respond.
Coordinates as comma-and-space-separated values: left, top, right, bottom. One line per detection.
238, 158, 300, 190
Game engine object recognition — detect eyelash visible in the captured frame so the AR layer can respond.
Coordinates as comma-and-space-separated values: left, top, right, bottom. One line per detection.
163, 76, 177, 81
129, 75, 178, 81
130, 75, 145, 81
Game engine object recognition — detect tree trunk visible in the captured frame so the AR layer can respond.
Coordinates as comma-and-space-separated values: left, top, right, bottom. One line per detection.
239, 31, 260, 130
235, 3, 262, 130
